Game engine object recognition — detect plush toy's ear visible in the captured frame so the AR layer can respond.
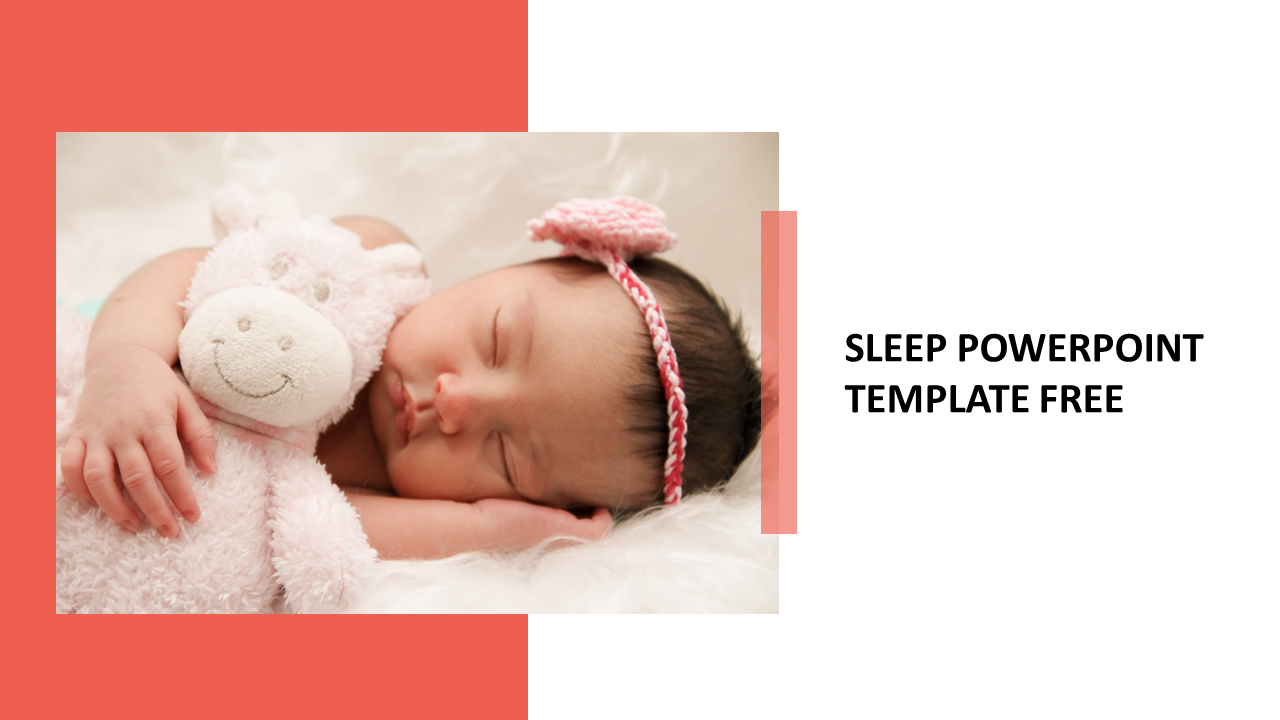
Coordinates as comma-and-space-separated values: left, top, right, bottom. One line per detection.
210, 183, 265, 241
368, 243, 426, 277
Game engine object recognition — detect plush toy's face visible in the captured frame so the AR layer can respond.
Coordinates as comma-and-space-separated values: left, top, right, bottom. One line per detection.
179, 192, 429, 430
179, 286, 353, 427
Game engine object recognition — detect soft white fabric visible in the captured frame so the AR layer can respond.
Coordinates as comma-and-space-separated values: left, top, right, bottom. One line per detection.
56, 133, 778, 613
360, 452, 774, 614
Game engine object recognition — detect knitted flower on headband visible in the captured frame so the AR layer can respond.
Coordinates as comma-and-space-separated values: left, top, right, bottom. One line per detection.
528, 197, 678, 262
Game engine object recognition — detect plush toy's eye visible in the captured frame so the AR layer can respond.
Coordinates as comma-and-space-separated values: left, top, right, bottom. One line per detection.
270, 260, 288, 280
279, 337, 293, 352
314, 281, 330, 302
238, 317, 251, 332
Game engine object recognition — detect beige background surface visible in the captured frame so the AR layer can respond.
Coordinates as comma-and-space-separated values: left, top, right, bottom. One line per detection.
56, 133, 776, 335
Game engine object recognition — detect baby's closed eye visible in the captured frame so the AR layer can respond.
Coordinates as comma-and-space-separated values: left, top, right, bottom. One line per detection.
489, 304, 502, 366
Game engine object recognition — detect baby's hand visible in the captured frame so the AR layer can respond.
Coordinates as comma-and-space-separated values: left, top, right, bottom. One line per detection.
473, 498, 612, 549
60, 345, 217, 536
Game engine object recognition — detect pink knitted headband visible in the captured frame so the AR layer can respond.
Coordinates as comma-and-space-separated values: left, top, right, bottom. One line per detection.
528, 197, 687, 505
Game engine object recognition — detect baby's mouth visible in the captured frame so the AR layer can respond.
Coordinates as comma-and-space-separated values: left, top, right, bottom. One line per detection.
393, 374, 415, 445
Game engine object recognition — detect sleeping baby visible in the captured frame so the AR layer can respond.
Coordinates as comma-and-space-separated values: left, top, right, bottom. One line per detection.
58, 197, 762, 560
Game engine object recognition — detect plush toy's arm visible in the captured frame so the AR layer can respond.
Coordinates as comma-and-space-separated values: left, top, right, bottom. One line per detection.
269, 454, 377, 613
56, 304, 92, 461
56, 304, 92, 398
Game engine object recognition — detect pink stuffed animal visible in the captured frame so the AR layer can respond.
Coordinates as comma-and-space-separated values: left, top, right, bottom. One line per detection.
55, 185, 430, 613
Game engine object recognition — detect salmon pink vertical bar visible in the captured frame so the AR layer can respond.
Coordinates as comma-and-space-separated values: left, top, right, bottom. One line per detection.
761, 211, 798, 534
778, 211, 798, 533
760, 214, 779, 531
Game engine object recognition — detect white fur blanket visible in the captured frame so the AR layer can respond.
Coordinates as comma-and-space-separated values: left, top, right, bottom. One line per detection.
56, 133, 777, 613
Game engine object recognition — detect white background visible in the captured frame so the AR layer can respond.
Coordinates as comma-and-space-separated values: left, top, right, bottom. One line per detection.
530, 1, 1278, 717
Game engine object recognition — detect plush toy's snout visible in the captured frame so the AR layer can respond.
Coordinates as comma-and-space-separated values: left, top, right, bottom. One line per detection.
178, 286, 353, 427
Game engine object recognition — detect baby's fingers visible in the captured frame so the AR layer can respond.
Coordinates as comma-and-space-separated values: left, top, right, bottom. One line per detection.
177, 391, 217, 474
115, 442, 179, 539
60, 437, 91, 503
82, 442, 142, 533
143, 425, 200, 524
548, 506, 611, 541
580, 507, 612, 540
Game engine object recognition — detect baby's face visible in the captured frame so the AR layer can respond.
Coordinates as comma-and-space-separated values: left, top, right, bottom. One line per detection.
370, 263, 657, 510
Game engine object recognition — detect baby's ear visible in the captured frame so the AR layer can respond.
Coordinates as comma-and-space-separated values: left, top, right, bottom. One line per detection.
210, 183, 265, 241
368, 243, 426, 278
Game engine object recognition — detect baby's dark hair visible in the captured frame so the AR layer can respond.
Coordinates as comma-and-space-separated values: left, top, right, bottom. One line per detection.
535, 256, 762, 509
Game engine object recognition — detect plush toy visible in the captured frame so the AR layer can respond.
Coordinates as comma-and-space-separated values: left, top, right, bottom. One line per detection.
55, 185, 431, 613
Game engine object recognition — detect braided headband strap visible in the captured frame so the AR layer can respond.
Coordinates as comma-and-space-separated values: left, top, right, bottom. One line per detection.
600, 251, 688, 504
528, 198, 687, 505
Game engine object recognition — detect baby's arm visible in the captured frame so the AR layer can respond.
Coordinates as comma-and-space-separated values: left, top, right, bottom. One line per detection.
343, 492, 611, 560
61, 247, 216, 535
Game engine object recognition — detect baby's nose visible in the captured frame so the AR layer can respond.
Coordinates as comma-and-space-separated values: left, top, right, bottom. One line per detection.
434, 373, 477, 435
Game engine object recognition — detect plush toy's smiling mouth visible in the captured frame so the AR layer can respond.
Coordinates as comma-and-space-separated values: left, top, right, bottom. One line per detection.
212, 340, 292, 398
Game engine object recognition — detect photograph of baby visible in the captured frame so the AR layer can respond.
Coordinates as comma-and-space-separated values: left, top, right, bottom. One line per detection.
55, 132, 777, 613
